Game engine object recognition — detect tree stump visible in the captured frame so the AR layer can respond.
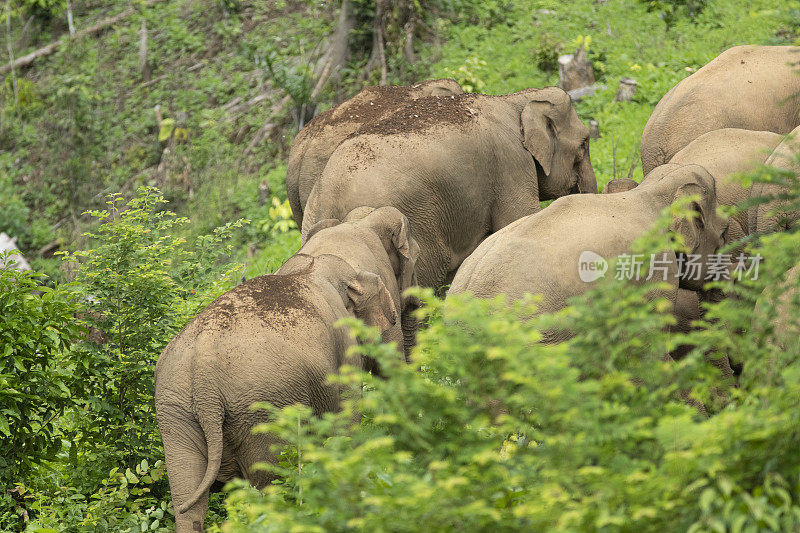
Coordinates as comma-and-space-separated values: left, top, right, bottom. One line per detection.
589, 119, 600, 139
259, 181, 271, 206
558, 43, 595, 93
614, 77, 638, 102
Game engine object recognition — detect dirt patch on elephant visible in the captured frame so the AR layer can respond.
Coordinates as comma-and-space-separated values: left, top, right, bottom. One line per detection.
196, 274, 314, 330
350, 93, 479, 138
346, 140, 377, 172
301, 86, 478, 140
300, 85, 418, 140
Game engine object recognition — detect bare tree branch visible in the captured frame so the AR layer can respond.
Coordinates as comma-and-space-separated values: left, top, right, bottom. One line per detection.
0, 0, 167, 75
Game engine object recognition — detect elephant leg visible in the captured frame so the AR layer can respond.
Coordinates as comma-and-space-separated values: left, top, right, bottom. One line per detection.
236, 431, 281, 489
158, 407, 212, 533
413, 240, 451, 292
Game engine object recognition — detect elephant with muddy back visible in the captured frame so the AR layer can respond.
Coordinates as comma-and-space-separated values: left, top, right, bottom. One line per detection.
641, 45, 800, 175
286, 79, 463, 227
155, 207, 419, 532
302, 86, 597, 292
449, 163, 727, 342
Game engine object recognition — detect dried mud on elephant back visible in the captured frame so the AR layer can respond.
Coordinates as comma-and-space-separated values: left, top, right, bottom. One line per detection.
352, 93, 479, 137
196, 274, 313, 330
298, 86, 414, 139
301, 84, 480, 141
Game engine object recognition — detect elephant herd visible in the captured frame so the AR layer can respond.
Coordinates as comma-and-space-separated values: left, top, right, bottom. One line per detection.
154, 45, 800, 531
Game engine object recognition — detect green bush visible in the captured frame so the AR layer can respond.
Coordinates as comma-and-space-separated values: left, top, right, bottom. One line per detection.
223, 197, 800, 531
57, 187, 246, 474
0, 257, 82, 530
0, 187, 247, 531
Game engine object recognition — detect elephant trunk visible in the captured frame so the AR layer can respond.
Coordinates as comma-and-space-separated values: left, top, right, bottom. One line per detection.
578, 157, 598, 194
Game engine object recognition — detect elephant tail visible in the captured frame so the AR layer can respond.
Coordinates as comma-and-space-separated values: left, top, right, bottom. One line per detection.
176, 392, 224, 514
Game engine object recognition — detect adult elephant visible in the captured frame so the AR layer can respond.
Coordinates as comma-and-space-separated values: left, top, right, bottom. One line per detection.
155, 207, 419, 532
748, 125, 800, 234
286, 79, 463, 226
302, 86, 597, 290
448, 163, 726, 342
641, 45, 800, 175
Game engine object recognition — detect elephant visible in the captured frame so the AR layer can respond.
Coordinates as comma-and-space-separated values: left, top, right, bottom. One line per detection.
669, 128, 784, 244
748, 125, 800, 234
155, 207, 418, 532
448, 163, 726, 343
641, 45, 800, 175
755, 264, 800, 350
302, 86, 597, 292
286, 79, 463, 227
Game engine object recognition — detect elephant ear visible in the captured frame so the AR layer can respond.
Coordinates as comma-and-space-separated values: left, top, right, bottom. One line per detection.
391, 214, 419, 293
521, 87, 572, 177
305, 218, 341, 241
346, 270, 398, 332
365, 207, 420, 296
669, 183, 707, 253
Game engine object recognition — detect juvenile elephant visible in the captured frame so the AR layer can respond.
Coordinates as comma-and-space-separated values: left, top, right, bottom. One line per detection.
748, 125, 800, 234
669, 128, 784, 243
303, 86, 597, 290
155, 207, 418, 532
448, 164, 726, 342
641, 45, 800, 175
286, 79, 463, 226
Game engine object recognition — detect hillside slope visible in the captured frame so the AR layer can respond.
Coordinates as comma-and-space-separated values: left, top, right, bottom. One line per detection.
1, 0, 798, 279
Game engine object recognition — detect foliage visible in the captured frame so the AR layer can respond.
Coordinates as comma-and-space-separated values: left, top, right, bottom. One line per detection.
224, 201, 800, 531
25, 460, 175, 532
0, 259, 81, 517
0, 187, 246, 531
57, 187, 245, 475
639, 0, 709, 29
1, 0, 799, 530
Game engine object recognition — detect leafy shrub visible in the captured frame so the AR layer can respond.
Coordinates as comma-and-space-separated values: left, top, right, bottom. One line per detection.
57, 187, 246, 476
0, 257, 82, 530
223, 196, 800, 531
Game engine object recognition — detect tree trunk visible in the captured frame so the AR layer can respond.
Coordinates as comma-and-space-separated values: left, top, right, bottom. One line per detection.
310, 0, 355, 99
138, 19, 150, 81
558, 42, 595, 92
66, 0, 76, 37
0, 233, 31, 271
4, 0, 20, 119
374, 2, 387, 85
614, 77, 638, 102
404, 20, 416, 64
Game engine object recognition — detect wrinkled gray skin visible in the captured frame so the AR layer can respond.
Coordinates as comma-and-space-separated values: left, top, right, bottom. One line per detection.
748, 125, 800, 234
155, 207, 418, 532
641, 45, 800, 175
303, 86, 596, 291
755, 264, 800, 350
286, 79, 463, 227
449, 164, 726, 343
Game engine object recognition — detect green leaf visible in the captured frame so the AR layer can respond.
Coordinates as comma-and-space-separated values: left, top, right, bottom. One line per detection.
0, 413, 10, 437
